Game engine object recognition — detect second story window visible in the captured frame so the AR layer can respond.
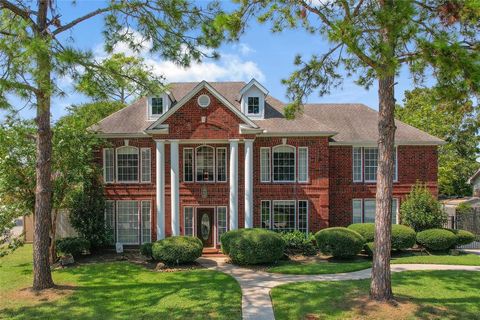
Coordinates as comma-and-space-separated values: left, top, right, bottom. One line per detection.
247, 97, 259, 114
273, 145, 295, 182
196, 146, 214, 182
353, 147, 398, 183
151, 97, 163, 116
116, 146, 139, 183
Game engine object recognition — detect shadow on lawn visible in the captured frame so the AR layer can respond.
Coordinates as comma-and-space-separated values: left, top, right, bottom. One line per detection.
1, 262, 242, 320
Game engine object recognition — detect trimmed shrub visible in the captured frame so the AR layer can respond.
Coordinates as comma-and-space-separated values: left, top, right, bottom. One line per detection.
280, 231, 317, 256
152, 236, 203, 265
314, 227, 365, 258
348, 223, 416, 250
140, 242, 153, 259
221, 228, 285, 265
450, 229, 476, 246
416, 229, 457, 251
364, 242, 375, 257
400, 183, 446, 232
56, 237, 90, 257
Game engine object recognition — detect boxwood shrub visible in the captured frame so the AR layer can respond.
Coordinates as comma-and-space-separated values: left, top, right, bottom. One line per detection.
140, 242, 153, 259
221, 228, 285, 265
152, 236, 203, 265
449, 229, 476, 246
280, 231, 317, 256
416, 228, 457, 251
56, 237, 90, 257
348, 223, 416, 250
315, 227, 365, 258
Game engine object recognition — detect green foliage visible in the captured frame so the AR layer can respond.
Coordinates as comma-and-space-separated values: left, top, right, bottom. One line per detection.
416, 229, 457, 251
279, 231, 317, 256
348, 223, 416, 250
456, 202, 474, 215
400, 183, 447, 232
55, 237, 90, 257
140, 243, 154, 260
69, 178, 111, 251
364, 242, 375, 257
347, 223, 376, 242
314, 227, 365, 259
151, 236, 203, 265
450, 229, 476, 246
221, 228, 286, 265
396, 88, 480, 197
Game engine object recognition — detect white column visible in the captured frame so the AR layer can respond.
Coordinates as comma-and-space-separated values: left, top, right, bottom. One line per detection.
229, 139, 239, 230
155, 140, 165, 240
244, 139, 254, 228
170, 140, 180, 236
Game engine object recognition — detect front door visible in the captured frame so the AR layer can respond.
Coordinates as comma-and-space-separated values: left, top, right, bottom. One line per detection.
196, 208, 214, 247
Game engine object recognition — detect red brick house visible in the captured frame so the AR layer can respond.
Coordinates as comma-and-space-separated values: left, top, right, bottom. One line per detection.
92, 80, 443, 248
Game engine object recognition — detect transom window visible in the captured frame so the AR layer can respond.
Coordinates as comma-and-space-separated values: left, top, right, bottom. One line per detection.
353, 147, 398, 183
116, 146, 139, 182
151, 97, 163, 115
352, 198, 399, 224
196, 146, 215, 182
273, 145, 296, 182
247, 97, 260, 114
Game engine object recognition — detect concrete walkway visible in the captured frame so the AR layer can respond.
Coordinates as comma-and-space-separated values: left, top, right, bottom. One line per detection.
197, 256, 480, 320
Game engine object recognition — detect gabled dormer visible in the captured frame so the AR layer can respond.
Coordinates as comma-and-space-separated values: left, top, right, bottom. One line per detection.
240, 79, 269, 120
147, 94, 172, 120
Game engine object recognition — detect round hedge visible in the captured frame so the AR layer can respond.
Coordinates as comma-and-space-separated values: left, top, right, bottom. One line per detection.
348, 223, 416, 250
315, 227, 365, 258
221, 228, 285, 265
416, 229, 457, 251
140, 242, 153, 259
450, 229, 476, 246
152, 236, 203, 265
55, 237, 90, 257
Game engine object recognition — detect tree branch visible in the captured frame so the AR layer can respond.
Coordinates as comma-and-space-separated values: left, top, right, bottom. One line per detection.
0, 0, 37, 29
52, 7, 112, 35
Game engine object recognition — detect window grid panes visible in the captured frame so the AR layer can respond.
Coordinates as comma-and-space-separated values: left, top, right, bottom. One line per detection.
196, 146, 214, 182
151, 97, 163, 115
184, 207, 194, 236
260, 148, 271, 182
216, 148, 227, 182
105, 200, 115, 243
261, 200, 271, 229
217, 207, 228, 243
247, 96, 259, 114
117, 201, 139, 244
391, 199, 398, 224
273, 146, 295, 182
141, 148, 151, 183
364, 199, 376, 223
141, 201, 151, 243
353, 147, 363, 182
104, 148, 115, 183
364, 147, 378, 182
298, 147, 308, 182
298, 200, 308, 233
352, 199, 363, 224
272, 200, 296, 232
183, 148, 193, 182
117, 147, 139, 182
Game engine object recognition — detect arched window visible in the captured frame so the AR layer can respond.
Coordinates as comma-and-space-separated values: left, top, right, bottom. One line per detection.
272, 145, 295, 182
196, 146, 214, 182
116, 146, 139, 182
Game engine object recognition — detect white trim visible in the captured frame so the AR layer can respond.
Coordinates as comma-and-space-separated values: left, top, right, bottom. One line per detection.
115, 146, 140, 183
140, 148, 151, 183
260, 131, 337, 137
95, 133, 150, 138
240, 78, 269, 96
140, 200, 152, 244
147, 95, 170, 120
183, 206, 195, 236
239, 124, 264, 134
197, 94, 211, 108
260, 200, 272, 229
195, 145, 216, 183
330, 140, 445, 146
229, 140, 239, 230
272, 145, 296, 183
155, 140, 166, 240
216, 206, 228, 245
298, 147, 309, 183
147, 81, 258, 130
244, 139, 254, 228
352, 146, 363, 183
260, 147, 271, 183
216, 147, 228, 183
103, 148, 115, 183
170, 140, 180, 236
183, 147, 194, 183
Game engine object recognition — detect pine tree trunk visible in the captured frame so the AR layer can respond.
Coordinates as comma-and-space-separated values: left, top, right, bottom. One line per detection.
370, 75, 396, 301
49, 208, 58, 264
33, 0, 54, 291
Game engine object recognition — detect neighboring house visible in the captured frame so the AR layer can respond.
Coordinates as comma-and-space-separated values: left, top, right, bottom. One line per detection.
92, 80, 443, 249
468, 168, 480, 197
23, 210, 77, 243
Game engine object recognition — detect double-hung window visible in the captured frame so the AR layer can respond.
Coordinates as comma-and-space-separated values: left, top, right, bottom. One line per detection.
272, 200, 296, 232
105, 200, 115, 244
298, 147, 308, 183
298, 200, 308, 233
140, 148, 151, 183
273, 146, 296, 182
217, 207, 228, 243
183, 148, 194, 182
353, 147, 398, 183
352, 198, 399, 224
109, 200, 151, 245
151, 97, 163, 116
260, 148, 271, 182
184, 207, 194, 236
261, 200, 271, 229
116, 200, 140, 244
364, 147, 378, 182
103, 148, 115, 183
196, 146, 215, 182
216, 148, 227, 182
247, 97, 259, 114
117, 146, 139, 182
141, 201, 151, 243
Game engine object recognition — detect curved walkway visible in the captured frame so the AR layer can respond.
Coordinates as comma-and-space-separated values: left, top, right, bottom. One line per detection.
197, 257, 480, 320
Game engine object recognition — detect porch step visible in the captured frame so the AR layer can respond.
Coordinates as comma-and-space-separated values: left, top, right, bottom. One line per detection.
202, 247, 223, 256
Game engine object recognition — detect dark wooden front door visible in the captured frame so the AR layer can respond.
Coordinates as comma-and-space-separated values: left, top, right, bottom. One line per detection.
196, 208, 214, 247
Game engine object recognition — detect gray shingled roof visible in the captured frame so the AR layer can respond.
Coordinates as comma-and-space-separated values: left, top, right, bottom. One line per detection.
92, 81, 444, 144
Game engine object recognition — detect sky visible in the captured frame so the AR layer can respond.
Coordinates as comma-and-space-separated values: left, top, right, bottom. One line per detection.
2, 0, 433, 122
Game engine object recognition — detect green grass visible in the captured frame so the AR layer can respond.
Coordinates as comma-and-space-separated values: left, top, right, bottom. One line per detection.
0, 245, 241, 320
267, 259, 372, 275
271, 270, 480, 319
391, 252, 480, 266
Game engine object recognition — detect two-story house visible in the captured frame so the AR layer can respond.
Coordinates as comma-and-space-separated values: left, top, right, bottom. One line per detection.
92, 79, 443, 249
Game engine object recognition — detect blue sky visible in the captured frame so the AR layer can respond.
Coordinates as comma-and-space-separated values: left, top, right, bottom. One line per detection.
3, 1, 430, 122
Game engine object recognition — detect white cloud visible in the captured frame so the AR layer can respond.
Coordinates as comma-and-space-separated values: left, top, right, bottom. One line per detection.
235, 43, 255, 56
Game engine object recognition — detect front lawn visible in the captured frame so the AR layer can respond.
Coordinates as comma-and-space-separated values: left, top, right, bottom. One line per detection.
271, 270, 480, 319
391, 252, 480, 265
0, 245, 242, 320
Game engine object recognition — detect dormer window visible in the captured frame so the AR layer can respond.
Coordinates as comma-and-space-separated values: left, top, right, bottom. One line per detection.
148, 95, 170, 120
247, 97, 260, 114
151, 97, 163, 115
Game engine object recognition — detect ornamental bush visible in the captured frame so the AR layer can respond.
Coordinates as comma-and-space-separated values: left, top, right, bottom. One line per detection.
449, 229, 476, 246
400, 183, 447, 232
347, 223, 416, 250
416, 229, 457, 251
314, 227, 365, 258
152, 236, 203, 265
56, 237, 90, 257
280, 231, 317, 256
221, 228, 285, 265
140, 242, 153, 259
